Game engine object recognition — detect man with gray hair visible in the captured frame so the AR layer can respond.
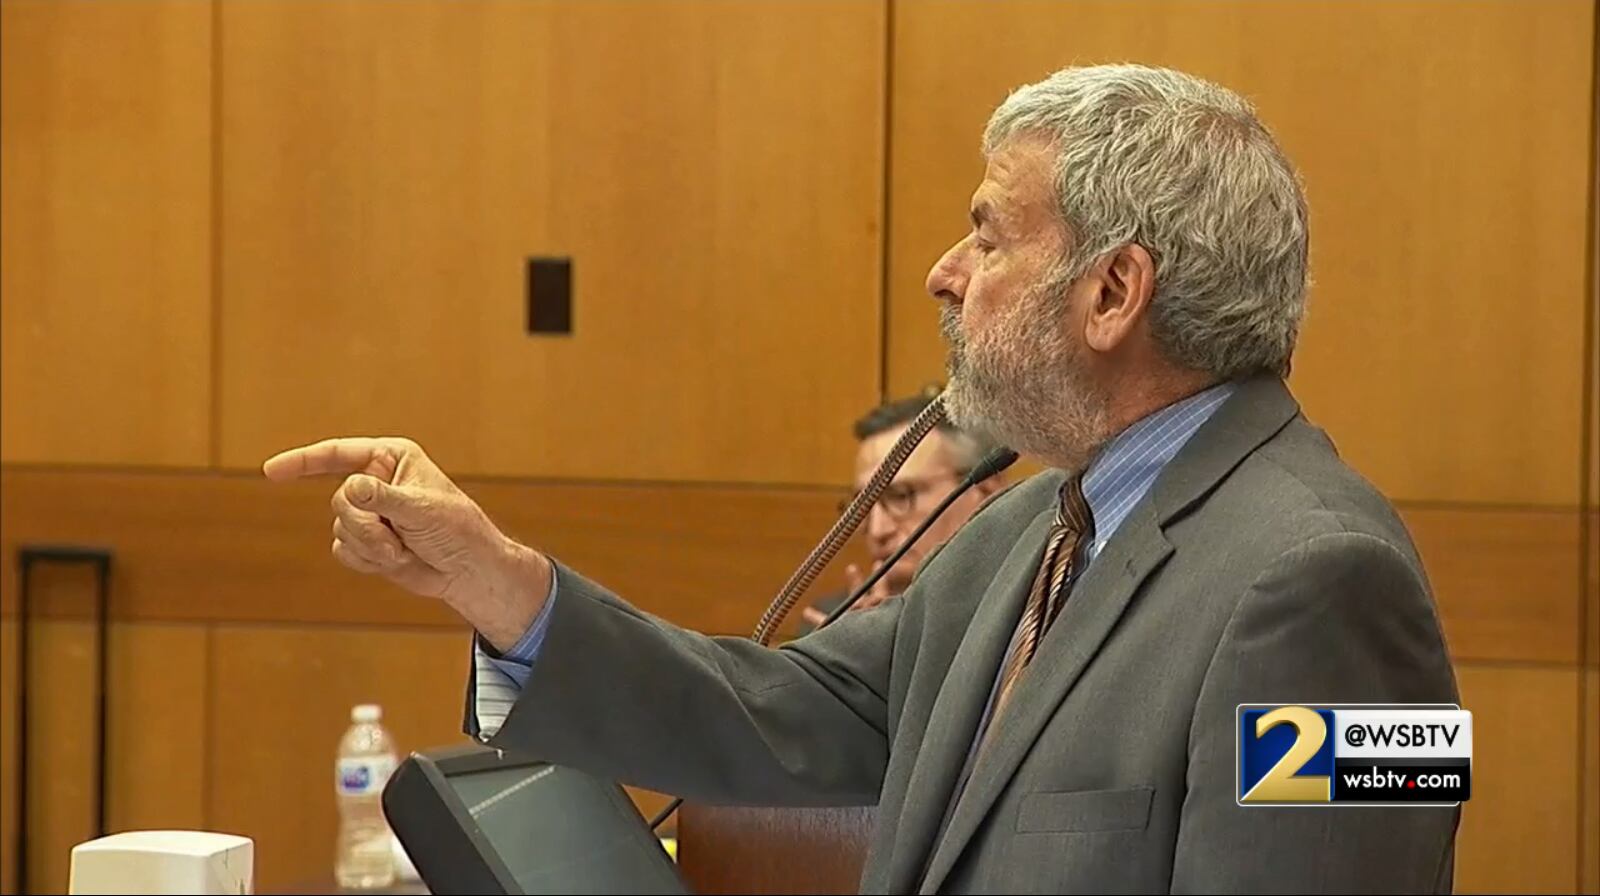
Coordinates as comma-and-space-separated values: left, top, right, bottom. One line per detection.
268, 63, 1459, 893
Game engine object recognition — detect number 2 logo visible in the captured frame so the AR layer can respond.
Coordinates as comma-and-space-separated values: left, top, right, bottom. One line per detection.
1241, 706, 1331, 803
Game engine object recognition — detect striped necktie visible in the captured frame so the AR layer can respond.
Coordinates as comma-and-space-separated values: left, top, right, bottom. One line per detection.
979, 475, 1095, 747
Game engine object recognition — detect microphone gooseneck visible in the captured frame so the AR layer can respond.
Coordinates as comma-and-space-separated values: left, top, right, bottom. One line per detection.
750, 397, 949, 646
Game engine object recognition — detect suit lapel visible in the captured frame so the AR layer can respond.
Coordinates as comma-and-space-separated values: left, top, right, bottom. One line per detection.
918, 502, 1173, 893
880, 506, 1057, 893
1146, 374, 1301, 522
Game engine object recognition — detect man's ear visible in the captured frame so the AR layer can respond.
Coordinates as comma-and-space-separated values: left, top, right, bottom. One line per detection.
1083, 243, 1157, 353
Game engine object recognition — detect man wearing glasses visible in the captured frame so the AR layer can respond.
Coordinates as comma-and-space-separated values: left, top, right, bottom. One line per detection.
801, 390, 1010, 628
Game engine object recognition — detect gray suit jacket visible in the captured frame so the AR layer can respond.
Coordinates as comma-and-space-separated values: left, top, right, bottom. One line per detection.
479, 375, 1461, 894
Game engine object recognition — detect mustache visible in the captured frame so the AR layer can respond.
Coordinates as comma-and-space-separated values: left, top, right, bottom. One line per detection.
940, 306, 965, 365
939, 304, 961, 339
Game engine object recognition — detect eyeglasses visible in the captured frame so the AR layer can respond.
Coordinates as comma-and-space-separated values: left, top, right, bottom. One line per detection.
837, 472, 969, 520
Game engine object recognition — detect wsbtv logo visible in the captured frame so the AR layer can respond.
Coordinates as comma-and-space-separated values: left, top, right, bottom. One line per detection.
1237, 704, 1472, 807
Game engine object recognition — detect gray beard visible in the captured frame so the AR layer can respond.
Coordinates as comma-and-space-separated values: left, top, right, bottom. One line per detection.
939, 285, 1111, 473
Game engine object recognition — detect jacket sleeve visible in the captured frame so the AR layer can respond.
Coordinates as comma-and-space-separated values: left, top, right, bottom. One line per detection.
481, 559, 900, 807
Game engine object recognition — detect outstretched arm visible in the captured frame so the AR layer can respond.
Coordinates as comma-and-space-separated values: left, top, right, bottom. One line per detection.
265, 436, 897, 807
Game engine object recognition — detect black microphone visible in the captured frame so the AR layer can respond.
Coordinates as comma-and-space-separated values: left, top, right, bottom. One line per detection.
646, 446, 1018, 831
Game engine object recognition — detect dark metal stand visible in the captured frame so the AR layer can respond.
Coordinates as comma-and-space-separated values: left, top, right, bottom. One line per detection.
14, 545, 113, 895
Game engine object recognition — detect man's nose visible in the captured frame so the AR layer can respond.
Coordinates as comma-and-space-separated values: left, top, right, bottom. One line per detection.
926, 237, 971, 305
866, 505, 899, 545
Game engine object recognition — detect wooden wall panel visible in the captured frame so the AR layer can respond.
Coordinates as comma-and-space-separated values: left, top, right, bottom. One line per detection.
0, 618, 208, 896
0, 468, 865, 636
105, 624, 208, 836
1590, 83, 1598, 518
1589, 507, 1598, 670
206, 625, 480, 892
1586, 182, 1595, 896
1454, 665, 1580, 895
0, 468, 1573, 659
1583, 668, 1597, 895
217, 0, 885, 486
1400, 507, 1582, 664
0, 0, 213, 467
888, 0, 1592, 506
1587, 318, 1597, 665
1, 618, 16, 895
1585, 162, 1596, 671
15, 620, 98, 896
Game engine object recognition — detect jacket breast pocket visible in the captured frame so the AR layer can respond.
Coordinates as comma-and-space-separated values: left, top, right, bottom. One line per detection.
1016, 786, 1154, 834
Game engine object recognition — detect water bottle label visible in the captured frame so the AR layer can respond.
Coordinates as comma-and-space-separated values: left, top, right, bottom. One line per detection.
337, 756, 397, 796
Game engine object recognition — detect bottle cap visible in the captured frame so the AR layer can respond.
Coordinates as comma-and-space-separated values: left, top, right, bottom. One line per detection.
352, 704, 381, 723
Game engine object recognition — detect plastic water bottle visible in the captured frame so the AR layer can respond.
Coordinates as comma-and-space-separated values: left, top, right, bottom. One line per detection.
335, 703, 399, 889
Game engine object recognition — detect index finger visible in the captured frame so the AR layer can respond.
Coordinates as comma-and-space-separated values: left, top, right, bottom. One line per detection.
262, 438, 393, 481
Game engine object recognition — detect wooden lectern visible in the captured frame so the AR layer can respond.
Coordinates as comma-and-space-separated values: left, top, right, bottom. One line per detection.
675, 803, 877, 894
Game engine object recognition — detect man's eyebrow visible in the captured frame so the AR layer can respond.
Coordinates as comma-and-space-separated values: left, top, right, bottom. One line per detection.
972, 196, 1018, 236
969, 199, 994, 230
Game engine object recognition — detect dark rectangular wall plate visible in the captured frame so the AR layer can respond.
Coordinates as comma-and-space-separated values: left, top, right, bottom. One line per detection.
526, 256, 573, 335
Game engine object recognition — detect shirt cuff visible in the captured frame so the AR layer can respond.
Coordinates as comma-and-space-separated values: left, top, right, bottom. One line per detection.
480, 564, 559, 676
468, 567, 560, 739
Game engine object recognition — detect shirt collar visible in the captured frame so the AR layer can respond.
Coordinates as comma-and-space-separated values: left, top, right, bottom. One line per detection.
1078, 381, 1237, 556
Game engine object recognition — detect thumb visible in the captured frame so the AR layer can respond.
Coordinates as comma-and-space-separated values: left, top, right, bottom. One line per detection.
347, 474, 423, 520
